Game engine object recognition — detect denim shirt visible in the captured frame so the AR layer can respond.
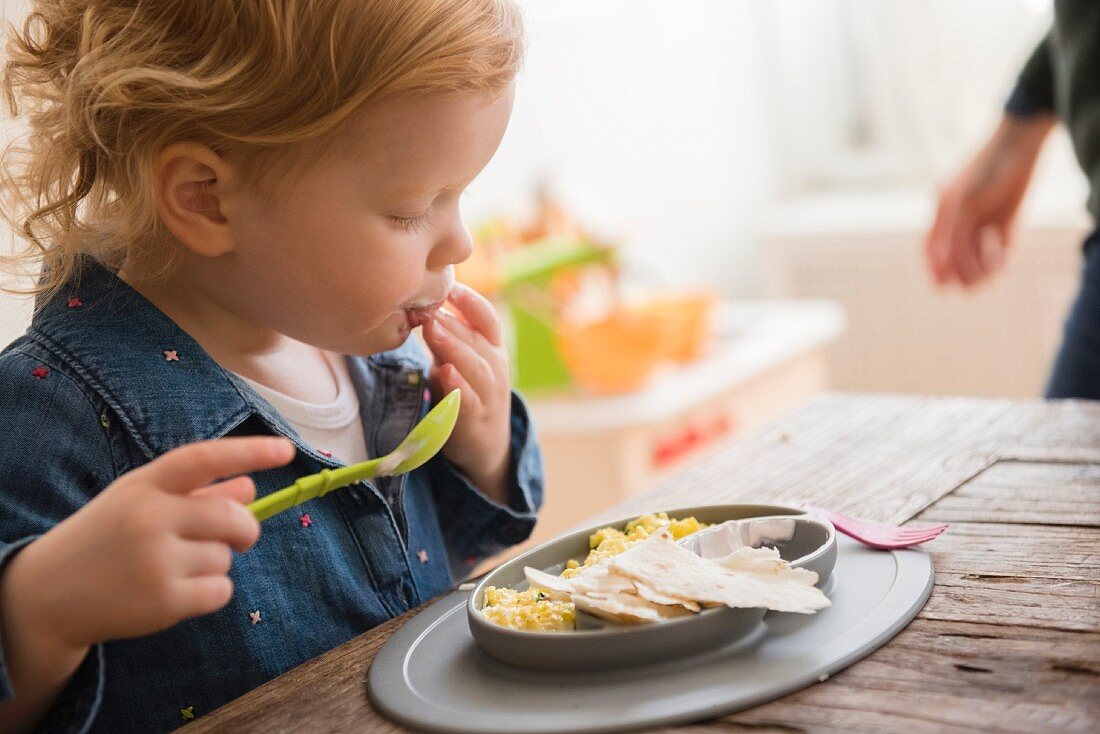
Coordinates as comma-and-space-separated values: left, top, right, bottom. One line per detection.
0, 259, 543, 732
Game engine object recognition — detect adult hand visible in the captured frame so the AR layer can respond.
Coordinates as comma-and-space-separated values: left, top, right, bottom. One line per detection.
925, 114, 1055, 287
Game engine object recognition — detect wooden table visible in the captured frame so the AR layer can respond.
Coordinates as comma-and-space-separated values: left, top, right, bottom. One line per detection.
193, 395, 1100, 733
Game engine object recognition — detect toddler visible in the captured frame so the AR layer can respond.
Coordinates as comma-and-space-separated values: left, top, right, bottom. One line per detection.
0, 1, 541, 731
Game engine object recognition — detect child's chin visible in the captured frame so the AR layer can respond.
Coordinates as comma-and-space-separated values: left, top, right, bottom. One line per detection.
374, 321, 414, 352
348, 315, 415, 354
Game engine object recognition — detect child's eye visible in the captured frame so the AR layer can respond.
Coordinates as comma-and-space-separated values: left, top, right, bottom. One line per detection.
389, 214, 430, 233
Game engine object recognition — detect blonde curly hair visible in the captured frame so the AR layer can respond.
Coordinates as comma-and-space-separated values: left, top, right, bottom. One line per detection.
1, 0, 524, 299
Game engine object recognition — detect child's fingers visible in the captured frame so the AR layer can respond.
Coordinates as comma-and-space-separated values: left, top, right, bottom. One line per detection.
438, 362, 482, 415
178, 540, 234, 578
174, 576, 234, 618
428, 361, 445, 402
176, 495, 261, 553
145, 437, 295, 495
192, 475, 256, 505
434, 310, 485, 351
434, 310, 508, 382
423, 317, 495, 393
447, 282, 503, 346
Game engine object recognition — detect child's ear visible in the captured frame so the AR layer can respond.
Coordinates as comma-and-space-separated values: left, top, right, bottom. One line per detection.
154, 142, 237, 257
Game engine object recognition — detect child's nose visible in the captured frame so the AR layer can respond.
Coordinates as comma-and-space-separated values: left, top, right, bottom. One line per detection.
430, 221, 474, 269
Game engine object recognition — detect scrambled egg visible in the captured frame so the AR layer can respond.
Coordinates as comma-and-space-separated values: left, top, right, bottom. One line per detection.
562, 512, 709, 578
480, 512, 708, 632
478, 587, 576, 632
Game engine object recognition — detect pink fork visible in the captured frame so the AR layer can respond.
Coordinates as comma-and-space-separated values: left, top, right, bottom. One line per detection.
802, 504, 948, 550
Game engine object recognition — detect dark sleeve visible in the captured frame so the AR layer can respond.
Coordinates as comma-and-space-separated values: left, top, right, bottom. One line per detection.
427, 391, 543, 578
1006, 31, 1056, 117
0, 348, 116, 732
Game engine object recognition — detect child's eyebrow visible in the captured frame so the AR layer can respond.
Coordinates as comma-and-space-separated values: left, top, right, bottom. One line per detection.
395, 187, 440, 199
389, 183, 455, 201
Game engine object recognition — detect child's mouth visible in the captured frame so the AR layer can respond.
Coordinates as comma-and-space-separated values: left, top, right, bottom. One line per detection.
403, 299, 446, 329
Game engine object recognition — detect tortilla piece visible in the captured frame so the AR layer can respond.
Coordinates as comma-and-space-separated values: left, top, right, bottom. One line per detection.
555, 562, 686, 610
568, 564, 636, 597
632, 580, 702, 612
523, 566, 574, 602
525, 564, 694, 623
608, 530, 830, 614
525, 562, 637, 599
715, 546, 820, 587
572, 590, 693, 624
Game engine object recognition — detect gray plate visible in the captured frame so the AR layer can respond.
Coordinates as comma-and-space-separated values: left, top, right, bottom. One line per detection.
367, 533, 934, 734
467, 504, 836, 670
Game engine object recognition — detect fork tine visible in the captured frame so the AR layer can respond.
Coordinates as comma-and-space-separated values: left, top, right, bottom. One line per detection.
861, 526, 946, 540
854, 533, 944, 550
894, 534, 946, 548
838, 531, 935, 545
802, 504, 950, 549
903, 521, 949, 530
897, 530, 946, 544
841, 516, 947, 535
831, 522, 946, 546
805, 505, 946, 535
896, 525, 949, 538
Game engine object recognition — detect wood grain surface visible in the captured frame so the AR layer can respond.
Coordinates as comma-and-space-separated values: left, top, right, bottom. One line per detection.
190, 395, 1100, 733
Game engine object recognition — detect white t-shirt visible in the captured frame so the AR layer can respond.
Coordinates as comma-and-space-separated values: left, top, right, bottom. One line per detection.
236, 352, 369, 465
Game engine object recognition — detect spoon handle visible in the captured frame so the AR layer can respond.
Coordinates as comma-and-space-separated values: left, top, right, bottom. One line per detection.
246, 388, 461, 522
248, 457, 384, 521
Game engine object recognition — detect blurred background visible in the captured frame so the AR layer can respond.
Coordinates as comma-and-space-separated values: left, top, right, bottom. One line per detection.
0, 1, 1087, 549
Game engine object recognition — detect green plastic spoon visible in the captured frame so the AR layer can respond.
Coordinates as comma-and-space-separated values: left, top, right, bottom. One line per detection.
247, 388, 461, 522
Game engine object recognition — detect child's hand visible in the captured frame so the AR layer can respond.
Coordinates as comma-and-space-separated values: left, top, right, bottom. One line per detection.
422, 283, 511, 502
3, 437, 295, 652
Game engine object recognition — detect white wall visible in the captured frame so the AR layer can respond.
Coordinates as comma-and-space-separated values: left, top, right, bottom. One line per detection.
1, 0, 31, 349
464, 1, 782, 296
0, 0, 1069, 352
464, 0, 1063, 297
